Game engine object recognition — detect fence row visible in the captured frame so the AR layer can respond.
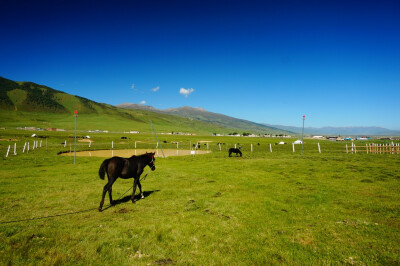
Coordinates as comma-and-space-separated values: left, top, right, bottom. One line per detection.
346, 143, 400, 154
4, 140, 326, 157
4, 139, 400, 157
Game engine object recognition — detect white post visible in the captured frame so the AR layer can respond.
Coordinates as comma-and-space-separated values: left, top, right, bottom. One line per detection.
317, 143, 321, 153
27, 142, 30, 152
219, 143, 221, 151
292, 143, 295, 153
112, 141, 114, 149
251, 144, 253, 152
177, 142, 179, 150
235, 144, 237, 149
64, 140, 67, 148
14, 143, 17, 155
23, 142, 27, 153
6, 145, 10, 157
32, 141, 35, 150
269, 143, 272, 153
351, 142, 354, 153
135, 141, 137, 149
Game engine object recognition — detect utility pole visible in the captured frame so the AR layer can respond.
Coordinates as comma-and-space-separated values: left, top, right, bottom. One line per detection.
74, 110, 78, 164
149, 118, 165, 158
301, 115, 305, 156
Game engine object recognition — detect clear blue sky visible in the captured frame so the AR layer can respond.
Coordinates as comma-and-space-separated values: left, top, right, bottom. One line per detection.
1, 0, 399, 129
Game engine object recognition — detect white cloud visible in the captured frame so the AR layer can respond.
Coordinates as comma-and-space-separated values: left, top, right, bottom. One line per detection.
131, 83, 135, 89
179, 88, 194, 98
139, 100, 146, 105
152, 86, 160, 92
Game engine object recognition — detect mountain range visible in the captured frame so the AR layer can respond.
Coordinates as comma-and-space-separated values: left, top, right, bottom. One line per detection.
263, 124, 400, 136
1, 76, 398, 136
0, 77, 285, 134
116, 103, 285, 135
118, 103, 400, 136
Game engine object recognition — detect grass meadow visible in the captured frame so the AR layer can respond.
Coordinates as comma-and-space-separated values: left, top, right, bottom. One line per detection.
0, 130, 399, 265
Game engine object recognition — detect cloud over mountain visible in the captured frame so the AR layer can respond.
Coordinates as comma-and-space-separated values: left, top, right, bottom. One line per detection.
179, 88, 194, 97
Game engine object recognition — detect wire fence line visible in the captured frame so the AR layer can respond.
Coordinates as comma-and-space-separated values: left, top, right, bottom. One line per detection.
2, 137, 400, 157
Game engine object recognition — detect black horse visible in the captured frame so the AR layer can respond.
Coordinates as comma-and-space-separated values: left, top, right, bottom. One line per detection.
229, 148, 242, 157
98, 152, 156, 211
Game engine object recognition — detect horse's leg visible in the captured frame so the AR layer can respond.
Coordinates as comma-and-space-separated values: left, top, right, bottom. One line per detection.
131, 176, 138, 203
107, 178, 117, 205
99, 182, 110, 212
137, 180, 144, 199
99, 177, 116, 211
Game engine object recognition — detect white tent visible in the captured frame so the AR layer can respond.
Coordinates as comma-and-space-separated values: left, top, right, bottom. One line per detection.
293, 140, 303, 144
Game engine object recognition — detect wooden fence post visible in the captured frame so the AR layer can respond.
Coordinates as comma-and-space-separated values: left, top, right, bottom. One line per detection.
6, 145, 10, 157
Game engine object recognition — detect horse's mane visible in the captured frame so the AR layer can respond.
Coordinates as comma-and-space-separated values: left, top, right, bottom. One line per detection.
129, 153, 154, 159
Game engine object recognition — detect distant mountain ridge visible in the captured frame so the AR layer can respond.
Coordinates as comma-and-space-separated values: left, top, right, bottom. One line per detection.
117, 103, 287, 135
0, 77, 288, 134
264, 124, 400, 136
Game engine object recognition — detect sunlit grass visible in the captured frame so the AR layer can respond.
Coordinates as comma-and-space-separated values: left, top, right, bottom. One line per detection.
0, 131, 399, 264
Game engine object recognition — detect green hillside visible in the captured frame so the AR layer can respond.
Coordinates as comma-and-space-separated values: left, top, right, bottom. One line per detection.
0, 77, 280, 135
117, 104, 288, 135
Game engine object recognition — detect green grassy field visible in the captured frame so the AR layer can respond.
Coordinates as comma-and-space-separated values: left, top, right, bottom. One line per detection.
0, 130, 399, 265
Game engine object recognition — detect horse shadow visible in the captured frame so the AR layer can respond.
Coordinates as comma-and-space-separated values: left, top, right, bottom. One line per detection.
102, 190, 160, 211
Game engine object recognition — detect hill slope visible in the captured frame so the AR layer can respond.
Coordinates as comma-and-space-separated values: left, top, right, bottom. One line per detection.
117, 103, 287, 135
0, 77, 286, 134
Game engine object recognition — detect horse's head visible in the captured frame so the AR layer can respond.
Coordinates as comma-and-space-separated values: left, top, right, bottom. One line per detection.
147, 152, 156, 171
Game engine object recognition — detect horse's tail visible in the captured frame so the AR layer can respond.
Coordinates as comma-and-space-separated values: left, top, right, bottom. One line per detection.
99, 159, 110, 180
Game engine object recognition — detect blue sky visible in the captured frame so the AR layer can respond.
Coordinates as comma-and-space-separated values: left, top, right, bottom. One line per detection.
1, 0, 399, 129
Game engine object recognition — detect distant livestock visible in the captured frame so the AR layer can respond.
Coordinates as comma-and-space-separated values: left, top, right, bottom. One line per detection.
229, 148, 242, 157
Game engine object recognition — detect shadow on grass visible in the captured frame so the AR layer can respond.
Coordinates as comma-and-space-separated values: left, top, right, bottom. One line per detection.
102, 190, 160, 212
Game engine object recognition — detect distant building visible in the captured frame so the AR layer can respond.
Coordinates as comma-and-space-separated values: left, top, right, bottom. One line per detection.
327, 136, 338, 141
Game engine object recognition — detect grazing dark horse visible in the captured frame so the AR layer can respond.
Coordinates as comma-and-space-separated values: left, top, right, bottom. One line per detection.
98, 152, 156, 211
229, 148, 242, 157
